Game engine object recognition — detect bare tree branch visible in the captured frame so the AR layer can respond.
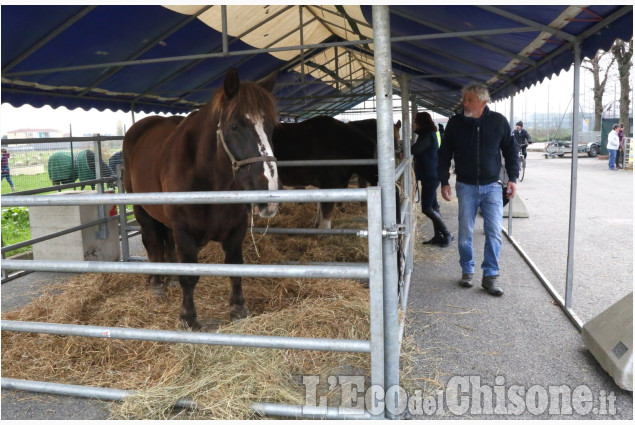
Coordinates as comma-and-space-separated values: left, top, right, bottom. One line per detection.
611, 38, 633, 137
583, 49, 617, 131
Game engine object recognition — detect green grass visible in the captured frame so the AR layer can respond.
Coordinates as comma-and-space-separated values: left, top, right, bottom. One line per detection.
1, 207, 31, 256
1, 172, 54, 194
2, 148, 127, 257
2, 170, 130, 257
1, 171, 111, 195
2, 171, 71, 256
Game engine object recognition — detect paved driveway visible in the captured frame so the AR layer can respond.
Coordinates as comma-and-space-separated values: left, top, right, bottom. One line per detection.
404, 151, 632, 419
508, 151, 632, 322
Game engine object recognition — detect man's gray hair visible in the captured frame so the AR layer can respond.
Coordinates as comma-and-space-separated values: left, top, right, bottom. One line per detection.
461, 83, 491, 103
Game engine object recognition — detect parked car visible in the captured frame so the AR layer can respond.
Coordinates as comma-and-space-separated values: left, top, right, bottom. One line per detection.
586, 140, 601, 157
544, 140, 590, 158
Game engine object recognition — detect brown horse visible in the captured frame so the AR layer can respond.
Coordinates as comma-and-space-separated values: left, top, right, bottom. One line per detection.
123, 69, 280, 330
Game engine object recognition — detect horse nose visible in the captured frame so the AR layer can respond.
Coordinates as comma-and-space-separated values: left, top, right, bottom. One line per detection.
255, 202, 279, 218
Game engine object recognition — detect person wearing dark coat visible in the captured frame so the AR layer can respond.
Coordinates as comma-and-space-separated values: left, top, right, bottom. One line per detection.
411, 111, 453, 247
438, 83, 519, 296
512, 120, 532, 159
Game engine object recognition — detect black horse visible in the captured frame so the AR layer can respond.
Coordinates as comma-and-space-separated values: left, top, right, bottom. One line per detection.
272, 116, 378, 228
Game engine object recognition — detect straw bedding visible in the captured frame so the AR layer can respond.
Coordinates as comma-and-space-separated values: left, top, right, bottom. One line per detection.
1, 201, 384, 419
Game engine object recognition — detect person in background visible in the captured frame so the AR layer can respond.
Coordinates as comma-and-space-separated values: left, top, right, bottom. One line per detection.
512, 121, 532, 160
607, 123, 620, 171
411, 112, 453, 247
437, 123, 445, 145
438, 83, 519, 296
616, 123, 624, 169
1, 148, 16, 192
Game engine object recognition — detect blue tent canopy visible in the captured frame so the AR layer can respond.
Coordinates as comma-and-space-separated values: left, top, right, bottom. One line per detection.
1, 5, 632, 119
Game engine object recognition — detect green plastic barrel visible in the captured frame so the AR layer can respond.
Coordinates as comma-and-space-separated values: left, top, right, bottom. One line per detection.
76, 150, 96, 182
47, 151, 77, 184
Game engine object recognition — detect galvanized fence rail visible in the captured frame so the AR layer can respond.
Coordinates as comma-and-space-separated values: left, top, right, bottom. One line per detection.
1, 186, 397, 420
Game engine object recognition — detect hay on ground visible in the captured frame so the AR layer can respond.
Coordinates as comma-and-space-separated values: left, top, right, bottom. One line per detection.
1, 201, 380, 419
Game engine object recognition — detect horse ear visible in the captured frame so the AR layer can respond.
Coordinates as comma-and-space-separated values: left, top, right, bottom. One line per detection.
224, 68, 240, 100
258, 71, 277, 93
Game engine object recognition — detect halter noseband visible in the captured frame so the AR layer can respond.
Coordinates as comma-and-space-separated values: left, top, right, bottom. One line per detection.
217, 118, 277, 175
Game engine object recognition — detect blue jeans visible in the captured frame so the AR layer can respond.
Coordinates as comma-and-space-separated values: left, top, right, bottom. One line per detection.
608, 149, 617, 169
455, 181, 503, 277
1, 173, 14, 188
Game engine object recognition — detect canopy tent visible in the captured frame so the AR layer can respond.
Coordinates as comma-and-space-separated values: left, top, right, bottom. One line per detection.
1, 5, 632, 119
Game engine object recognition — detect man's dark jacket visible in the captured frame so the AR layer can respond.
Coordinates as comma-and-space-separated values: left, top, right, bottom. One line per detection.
512, 127, 532, 147
438, 106, 519, 186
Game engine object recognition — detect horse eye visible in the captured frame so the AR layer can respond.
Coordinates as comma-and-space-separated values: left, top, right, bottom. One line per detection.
231, 124, 238, 131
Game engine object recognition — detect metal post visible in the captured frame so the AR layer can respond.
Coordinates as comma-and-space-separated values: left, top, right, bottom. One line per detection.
372, 5, 400, 418
1, 238, 6, 280
366, 186, 385, 419
399, 74, 414, 311
93, 135, 108, 239
116, 164, 130, 261
565, 41, 581, 309
221, 6, 228, 55
410, 94, 417, 131
299, 6, 306, 84
507, 94, 514, 235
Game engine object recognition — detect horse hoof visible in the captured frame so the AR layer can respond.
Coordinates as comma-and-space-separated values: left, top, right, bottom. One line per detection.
150, 283, 167, 298
318, 219, 332, 229
229, 305, 250, 321
179, 319, 201, 331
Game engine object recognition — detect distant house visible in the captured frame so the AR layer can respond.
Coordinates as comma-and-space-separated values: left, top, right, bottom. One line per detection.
6, 128, 63, 139
2, 128, 71, 151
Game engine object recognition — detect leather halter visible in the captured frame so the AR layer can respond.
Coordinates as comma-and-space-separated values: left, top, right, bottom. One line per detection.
216, 117, 277, 175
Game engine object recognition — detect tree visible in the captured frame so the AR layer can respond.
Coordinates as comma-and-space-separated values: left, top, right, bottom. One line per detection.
611, 38, 633, 137
582, 50, 615, 131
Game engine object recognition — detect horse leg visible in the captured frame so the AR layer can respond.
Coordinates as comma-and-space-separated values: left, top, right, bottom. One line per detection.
223, 226, 249, 321
134, 205, 168, 297
317, 202, 334, 229
165, 228, 180, 286
173, 229, 201, 330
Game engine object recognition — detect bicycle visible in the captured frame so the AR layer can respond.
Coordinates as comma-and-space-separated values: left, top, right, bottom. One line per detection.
518, 144, 527, 182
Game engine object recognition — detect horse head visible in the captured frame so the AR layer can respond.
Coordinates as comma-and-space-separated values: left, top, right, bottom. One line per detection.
215, 69, 281, 218
394, 120, 402, 144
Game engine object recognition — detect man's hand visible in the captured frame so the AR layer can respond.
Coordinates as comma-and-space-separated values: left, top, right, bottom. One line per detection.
506, 181, 517, 199
441, 184, 452, 201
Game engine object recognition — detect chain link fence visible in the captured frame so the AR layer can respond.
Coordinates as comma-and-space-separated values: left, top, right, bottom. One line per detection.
1, 136, 122, 195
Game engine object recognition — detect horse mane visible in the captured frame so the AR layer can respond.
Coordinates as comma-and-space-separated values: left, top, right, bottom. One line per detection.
211, 81, 278, 129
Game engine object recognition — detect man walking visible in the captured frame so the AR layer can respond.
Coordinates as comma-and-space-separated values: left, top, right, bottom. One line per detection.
438, 83, 519, 296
